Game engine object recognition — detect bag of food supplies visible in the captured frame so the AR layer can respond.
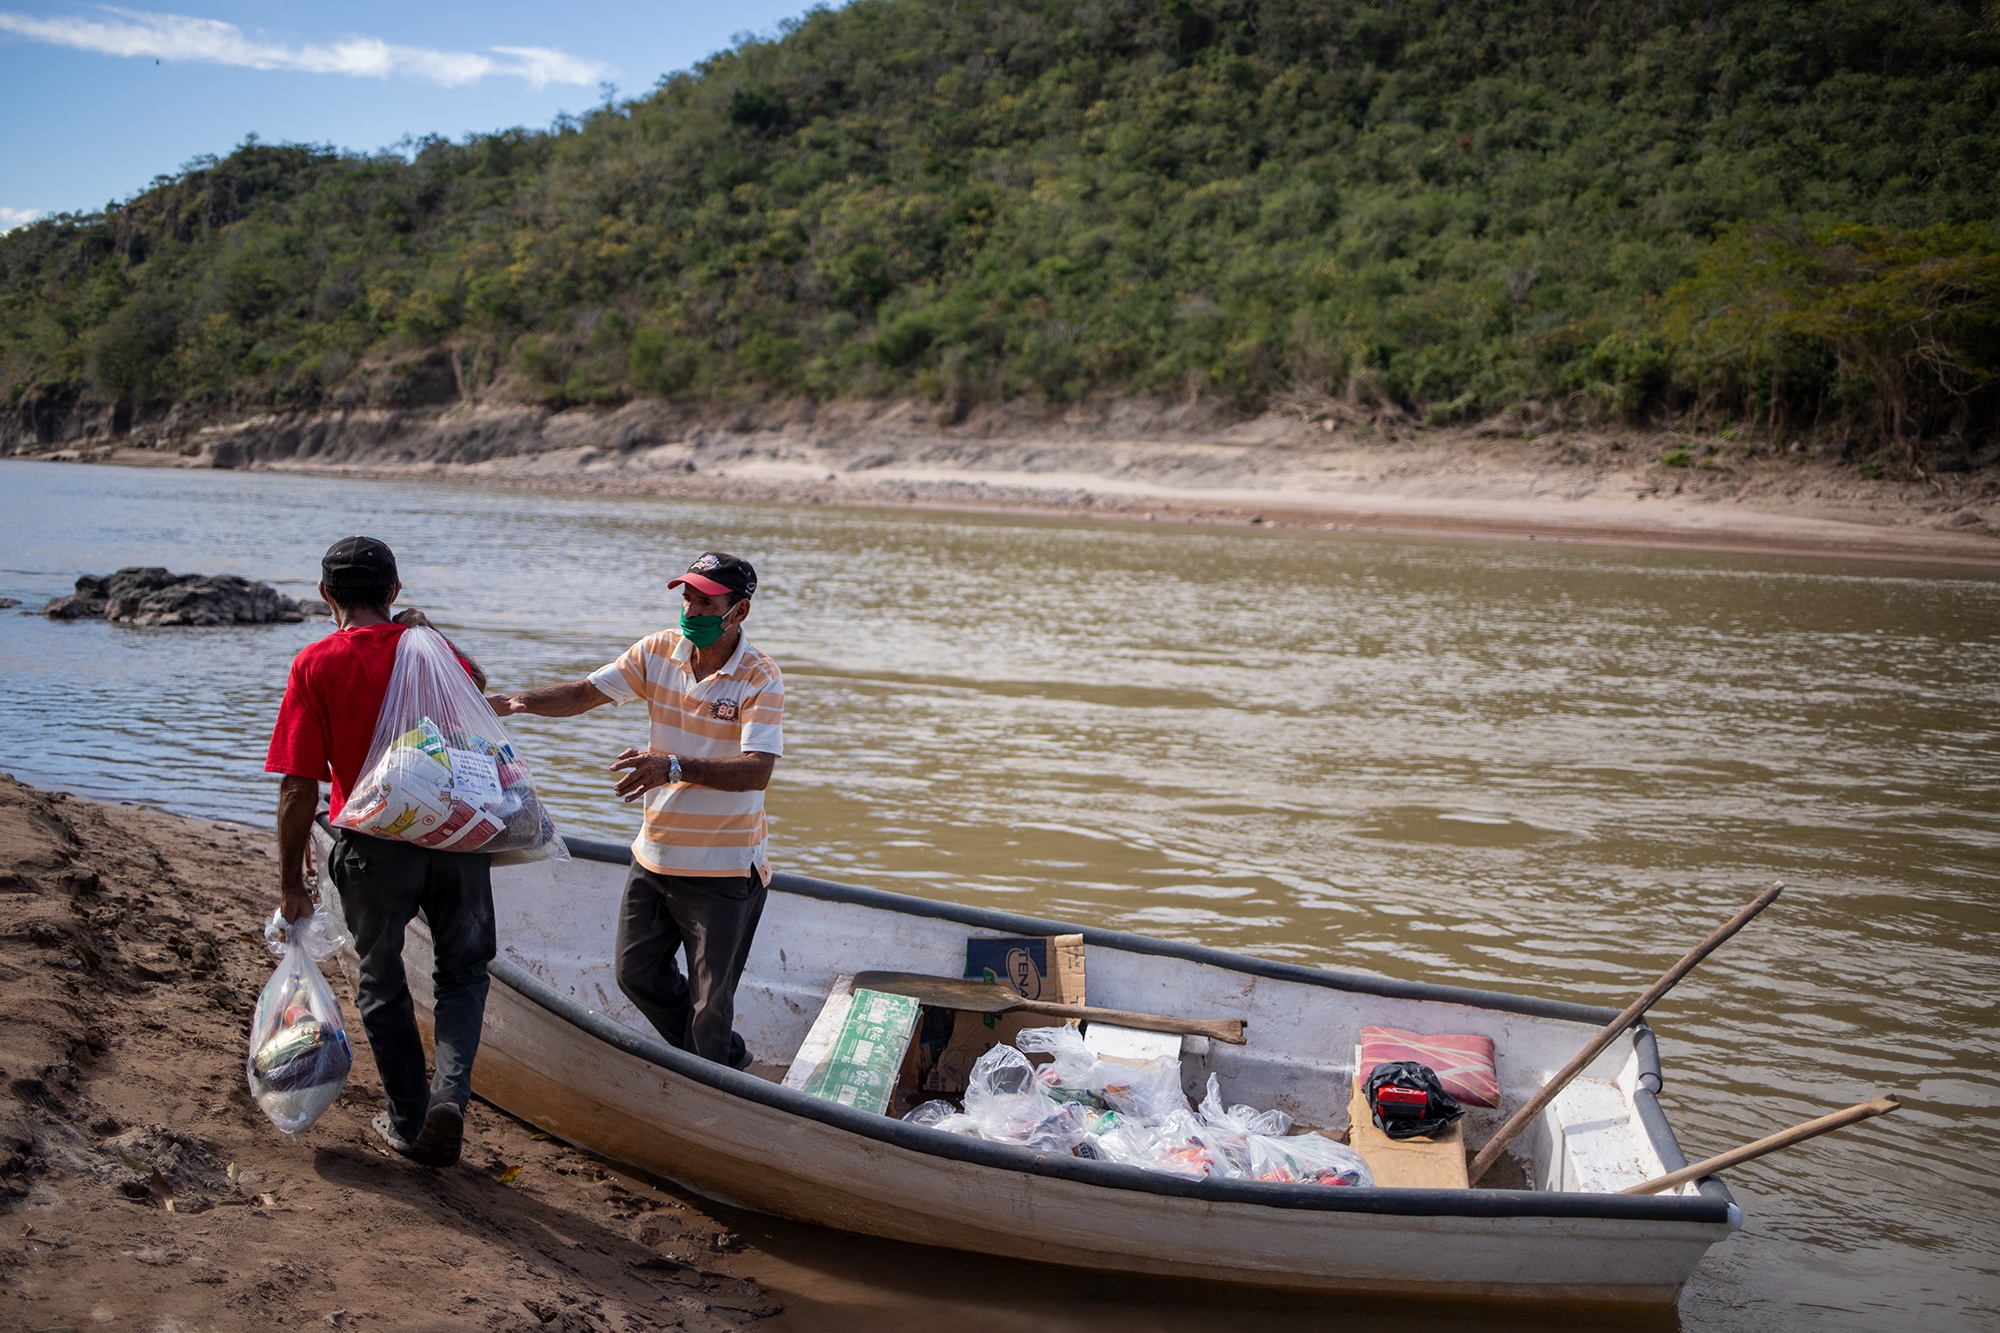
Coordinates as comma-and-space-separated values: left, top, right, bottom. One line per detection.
330, 625, 566, 864
901, 1027, 1372, 1186
248, 906, 353, 1138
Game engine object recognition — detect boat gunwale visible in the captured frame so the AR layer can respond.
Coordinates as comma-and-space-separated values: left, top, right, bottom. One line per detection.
480, 834, 1733, 1222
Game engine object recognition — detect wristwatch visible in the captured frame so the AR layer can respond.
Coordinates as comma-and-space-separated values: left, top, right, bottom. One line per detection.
667, 754, 683, 786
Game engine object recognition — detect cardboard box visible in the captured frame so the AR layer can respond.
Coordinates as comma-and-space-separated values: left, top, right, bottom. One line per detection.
786, 979, 921, 1115
924, 934, 1086, 1094
963, 934, 1085, 1003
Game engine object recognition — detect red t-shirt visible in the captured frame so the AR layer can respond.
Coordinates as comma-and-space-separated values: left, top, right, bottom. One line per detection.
264, 624, 476, 820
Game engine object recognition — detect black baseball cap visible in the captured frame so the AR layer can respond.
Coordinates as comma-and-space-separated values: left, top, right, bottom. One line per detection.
668, 551, 757, 599
321, 535, 399, 590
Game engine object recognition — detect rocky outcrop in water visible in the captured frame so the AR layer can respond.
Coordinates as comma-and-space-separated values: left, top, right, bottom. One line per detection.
41, 567, 325, 626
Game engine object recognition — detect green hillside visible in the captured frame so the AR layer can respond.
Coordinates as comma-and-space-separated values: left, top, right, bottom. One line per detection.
4, 0, 1997, 459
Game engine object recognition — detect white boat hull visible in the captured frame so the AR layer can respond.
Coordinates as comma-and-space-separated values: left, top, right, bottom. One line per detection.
319, 829, 1737, 1306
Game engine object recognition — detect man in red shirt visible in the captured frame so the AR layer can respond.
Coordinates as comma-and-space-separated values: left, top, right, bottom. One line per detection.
265, 536, 492, 1169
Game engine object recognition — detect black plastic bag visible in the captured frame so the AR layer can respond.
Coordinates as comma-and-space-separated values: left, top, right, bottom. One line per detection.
1364, 1060, 1465, 1140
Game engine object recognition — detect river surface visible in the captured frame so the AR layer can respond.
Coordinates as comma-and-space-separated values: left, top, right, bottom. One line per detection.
1, 458, 1996, 1330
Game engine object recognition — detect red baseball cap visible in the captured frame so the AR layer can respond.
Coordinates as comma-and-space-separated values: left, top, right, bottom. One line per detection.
667, 551, 757, 599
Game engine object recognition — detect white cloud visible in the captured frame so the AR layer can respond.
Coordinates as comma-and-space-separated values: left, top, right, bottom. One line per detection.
0, 6, 608, 88
489, 45, 606, 89
0, 206, 41, 233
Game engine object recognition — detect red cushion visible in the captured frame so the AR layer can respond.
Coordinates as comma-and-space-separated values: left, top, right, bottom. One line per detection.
1358, 1026, 1499, 1109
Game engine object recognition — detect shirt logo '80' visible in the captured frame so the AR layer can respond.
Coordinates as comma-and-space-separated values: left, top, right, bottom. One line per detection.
710, 700, 740, 722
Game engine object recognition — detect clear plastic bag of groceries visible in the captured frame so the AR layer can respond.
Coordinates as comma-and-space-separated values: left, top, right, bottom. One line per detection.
330, 625, 567, 864
247, 906, 354, 1138
1194, 1073, 1372, 1186
1244, 1130, 1373, 1187
1015, 1023, 1114, 1107
1098, 1055, 1191, 1123
960, 1045, 1066, 1145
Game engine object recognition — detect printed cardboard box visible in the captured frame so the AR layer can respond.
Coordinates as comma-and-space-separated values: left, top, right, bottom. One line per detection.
924, 934, 1086, 1094
796, 987, 922, 1115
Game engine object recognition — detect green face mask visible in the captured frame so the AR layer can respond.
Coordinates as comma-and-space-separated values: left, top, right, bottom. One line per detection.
680, 607, 730, 648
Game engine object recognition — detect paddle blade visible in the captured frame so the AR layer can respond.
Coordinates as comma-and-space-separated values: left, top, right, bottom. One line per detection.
850, 971, 1020, 1013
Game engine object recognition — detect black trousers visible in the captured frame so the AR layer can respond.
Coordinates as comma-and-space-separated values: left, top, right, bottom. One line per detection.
328, 829, 495, 1142
614, 862, 767, 1069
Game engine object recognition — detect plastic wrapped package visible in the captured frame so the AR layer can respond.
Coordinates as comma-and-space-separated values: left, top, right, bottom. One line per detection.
248, 907, 354, 1138
1098, 1056, 1191, 1123
1197, 1073, 1294, 1139
1190, 1073, 1283, 1176
1022, 1101, 1098, 1155
1015, 1023, 1099, 1086
898, 1028, 1371, 1186
1104, 1109, 1220, 1177
1245, 1130, 1373, 1187
905, 1090, 1095, 1157
331, 627, 566, 864
960, 1045, 1065, 1144
1014, 1024, 1190, 1120
902, 1099, 980, 1134
1194, 1073, 1372, 1186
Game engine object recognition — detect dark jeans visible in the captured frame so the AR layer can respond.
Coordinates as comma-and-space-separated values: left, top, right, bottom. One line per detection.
615, 862, 767, 1069
328, 829, 495, 1142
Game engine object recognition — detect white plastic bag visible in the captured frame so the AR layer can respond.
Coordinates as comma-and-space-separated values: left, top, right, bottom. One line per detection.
1099, 1056, 1191, 1123
960, 1045, 1065, 1145
1196, 1073, 1372, 1186
248, 906, 354, 1138
1015, 1023, 1191, 1119
331, 626, 566, 863
1244, 1130, 1373, 1187
902, 1099, 980, 1134
901, 1030, 1370, 1185
1014, 1023, 1100, 1087
1014, 1023, 1112, 1106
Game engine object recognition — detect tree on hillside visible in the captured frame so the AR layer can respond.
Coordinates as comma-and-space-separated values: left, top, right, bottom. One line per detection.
3, 0, 1996, 460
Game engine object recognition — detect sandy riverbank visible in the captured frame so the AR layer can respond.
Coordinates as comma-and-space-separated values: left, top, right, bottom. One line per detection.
0, 774, 780, 1332
15, 397, 2000, 566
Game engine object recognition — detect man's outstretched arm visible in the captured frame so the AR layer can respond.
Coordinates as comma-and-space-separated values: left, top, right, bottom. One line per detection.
489, 679, 613, 718
610, 749, 776, 801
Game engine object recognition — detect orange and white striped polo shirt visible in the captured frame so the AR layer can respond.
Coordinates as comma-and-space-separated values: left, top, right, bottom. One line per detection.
587, 629, 784, 879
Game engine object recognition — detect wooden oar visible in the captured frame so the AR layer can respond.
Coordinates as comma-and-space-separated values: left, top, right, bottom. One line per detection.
1466, 881, 1785, 1186
849, 970, 1247, 1044
1623, 1094, 1901, 1195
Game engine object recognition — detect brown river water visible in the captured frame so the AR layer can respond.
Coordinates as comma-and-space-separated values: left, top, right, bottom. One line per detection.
1, 459, 1995, 1330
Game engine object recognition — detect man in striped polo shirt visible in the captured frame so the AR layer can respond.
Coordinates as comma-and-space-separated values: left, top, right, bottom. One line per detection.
489, 551, 782, 1069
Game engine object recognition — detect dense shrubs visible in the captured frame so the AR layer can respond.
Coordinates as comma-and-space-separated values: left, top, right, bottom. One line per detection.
2, 0, 1996, 451
1661, 224, 2000, 453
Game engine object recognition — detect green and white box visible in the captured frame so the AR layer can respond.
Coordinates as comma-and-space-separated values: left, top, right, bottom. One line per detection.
792, 985, 921, 1115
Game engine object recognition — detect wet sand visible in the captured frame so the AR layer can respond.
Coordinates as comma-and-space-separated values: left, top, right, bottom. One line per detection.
0, 774, 779, 1331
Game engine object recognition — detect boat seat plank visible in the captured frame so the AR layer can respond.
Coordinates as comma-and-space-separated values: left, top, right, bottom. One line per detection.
1345, 1075, 1469, 1190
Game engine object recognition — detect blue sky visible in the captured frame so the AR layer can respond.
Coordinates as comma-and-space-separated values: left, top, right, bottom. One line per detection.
0, 1, 824, 229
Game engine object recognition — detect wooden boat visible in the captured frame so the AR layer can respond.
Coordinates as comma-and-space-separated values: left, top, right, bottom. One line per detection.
312, 827, 1740, 1307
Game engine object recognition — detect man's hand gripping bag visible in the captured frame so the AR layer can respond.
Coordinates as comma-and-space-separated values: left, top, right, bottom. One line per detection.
248, 907, 353, 1138
331, 625, 567, 864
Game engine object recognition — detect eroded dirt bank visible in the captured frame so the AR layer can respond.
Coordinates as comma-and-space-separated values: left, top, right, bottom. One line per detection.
10, 396, 1999, 565
0, 774, 779, 1331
